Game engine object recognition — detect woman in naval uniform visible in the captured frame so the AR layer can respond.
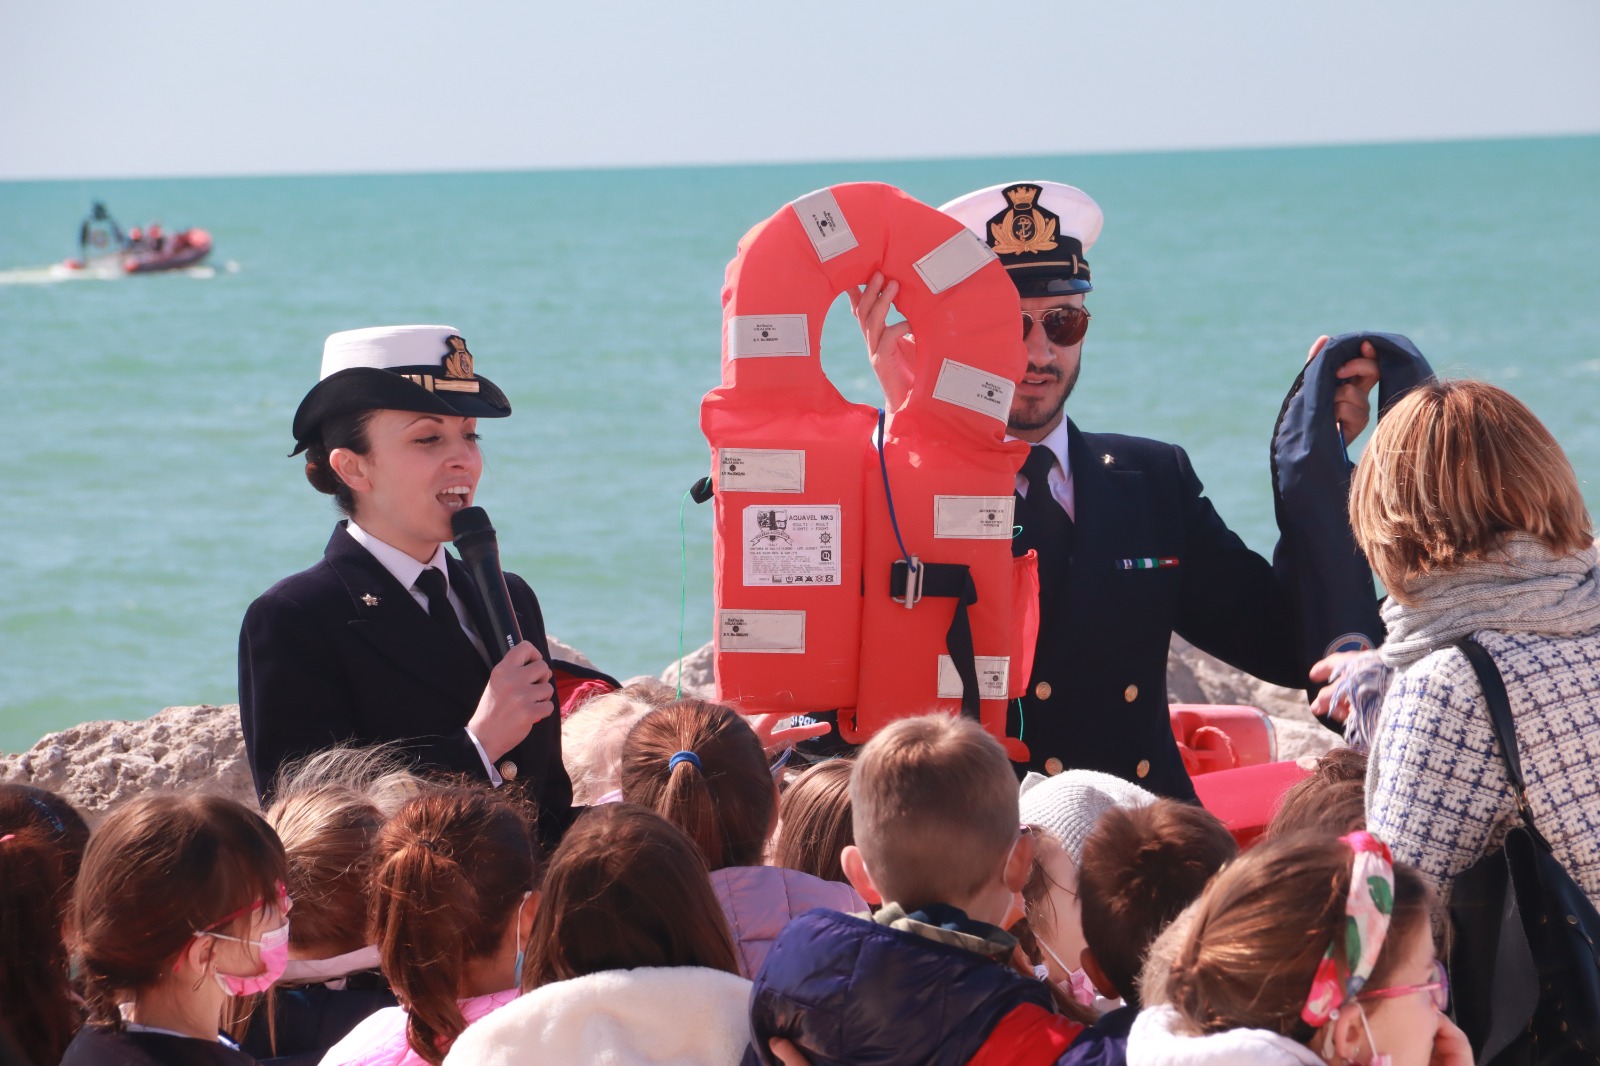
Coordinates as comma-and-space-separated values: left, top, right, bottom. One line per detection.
238, 325, 577, 845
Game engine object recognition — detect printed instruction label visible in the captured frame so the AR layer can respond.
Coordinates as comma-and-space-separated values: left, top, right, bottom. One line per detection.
742, 505, 842, 586
932, 359, 1015, 423
933, 495, 1015, 539
937, 655, 1011, 700
791, 189, 859, 262
728, 314, 809, 359
719, 609, 806, 654
718, 448, 805, 494
914, 230, 996, 294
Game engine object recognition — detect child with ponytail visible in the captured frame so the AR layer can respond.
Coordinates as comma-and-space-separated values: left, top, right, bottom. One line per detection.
0, 784, 92, 1066
1128, 830, 1473, 1066
620, 699, 864, 977
318, 785, 539, 1066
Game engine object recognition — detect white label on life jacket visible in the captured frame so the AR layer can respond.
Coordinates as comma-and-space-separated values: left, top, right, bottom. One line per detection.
914, 230, 997, 294
718, 448, 805, 493
932, 359, 1015, 423
742, 505, 842, 587
933, 495, 1015, 539
728, 314, 810, 358
937, 655, 1011, 700
719, 609, 806, 654
791, 189, 858, 262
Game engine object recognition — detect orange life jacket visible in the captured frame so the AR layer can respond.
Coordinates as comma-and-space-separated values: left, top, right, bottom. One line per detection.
701, 182, 1039, 759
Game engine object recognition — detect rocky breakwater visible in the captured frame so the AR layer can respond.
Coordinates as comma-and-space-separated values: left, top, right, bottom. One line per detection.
3, 636, 1340, 823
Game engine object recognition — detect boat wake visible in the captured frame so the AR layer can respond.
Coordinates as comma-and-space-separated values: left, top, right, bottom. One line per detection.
0, 260, 239, 286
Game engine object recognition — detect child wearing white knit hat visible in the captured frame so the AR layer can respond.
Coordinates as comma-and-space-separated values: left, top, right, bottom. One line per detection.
1018, 770, 1157, 1007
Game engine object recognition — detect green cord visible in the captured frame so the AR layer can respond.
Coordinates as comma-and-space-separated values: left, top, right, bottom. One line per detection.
676, 486, 693, 700
1015, 697, 1025, 742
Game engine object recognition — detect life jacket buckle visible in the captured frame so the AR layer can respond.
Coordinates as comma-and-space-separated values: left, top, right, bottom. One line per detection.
893, 555, 923, 609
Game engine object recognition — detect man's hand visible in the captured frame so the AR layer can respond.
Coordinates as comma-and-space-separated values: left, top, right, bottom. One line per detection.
1308, 649, 1369, 723
467, 641, 555, 760
848, 272, 915, 411
1306, 335, 1380, 440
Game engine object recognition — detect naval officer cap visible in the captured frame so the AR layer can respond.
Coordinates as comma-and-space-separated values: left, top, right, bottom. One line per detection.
291, 325, 511, 454
940, 181, 1102, 298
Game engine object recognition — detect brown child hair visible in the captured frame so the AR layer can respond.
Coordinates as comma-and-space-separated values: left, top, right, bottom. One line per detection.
1266, 748, 1369, 840
620, 698, 776, 870
522, 803, 739, 988
1076, 799, 1238, 1008
370, 784, 541, 1066
0, 785, 92, 1065
772, 758, 855, 884
73, 794, 289, 1027
850, 713, 1020, 911
1164, 830, 1431, 1041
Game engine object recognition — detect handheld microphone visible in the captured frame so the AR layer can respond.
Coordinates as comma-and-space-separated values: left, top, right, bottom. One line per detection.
450, 506, 523, 664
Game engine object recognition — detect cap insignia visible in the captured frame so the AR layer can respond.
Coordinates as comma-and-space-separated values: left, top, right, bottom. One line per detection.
988, 184, 1059, 256
443, 336, 475, 380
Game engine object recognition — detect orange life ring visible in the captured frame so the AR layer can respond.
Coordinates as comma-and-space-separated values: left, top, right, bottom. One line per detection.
702, 182, 1039, 759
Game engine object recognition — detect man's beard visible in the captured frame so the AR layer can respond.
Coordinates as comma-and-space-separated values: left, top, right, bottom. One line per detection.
1007, 358, 1080, 434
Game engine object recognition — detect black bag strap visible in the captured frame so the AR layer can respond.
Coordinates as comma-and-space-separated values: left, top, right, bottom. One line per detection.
1455, 637, 1550, 844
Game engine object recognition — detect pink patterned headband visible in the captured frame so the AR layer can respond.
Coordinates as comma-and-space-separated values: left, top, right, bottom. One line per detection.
1301, 831, 1395, 1028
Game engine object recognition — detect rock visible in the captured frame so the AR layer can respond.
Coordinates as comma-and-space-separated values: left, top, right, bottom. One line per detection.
658, 641, 715, 697
0, 704, 256, 826
546, 635, 595, 671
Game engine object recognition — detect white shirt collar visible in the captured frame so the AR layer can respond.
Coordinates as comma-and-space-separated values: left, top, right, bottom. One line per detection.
345, 520, 450, 592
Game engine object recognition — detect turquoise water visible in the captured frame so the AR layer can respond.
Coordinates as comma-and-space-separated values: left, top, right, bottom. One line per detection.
3, 136, 1598, 753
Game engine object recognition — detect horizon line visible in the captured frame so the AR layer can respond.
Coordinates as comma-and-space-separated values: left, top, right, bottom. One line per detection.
4, 129, 1596, 186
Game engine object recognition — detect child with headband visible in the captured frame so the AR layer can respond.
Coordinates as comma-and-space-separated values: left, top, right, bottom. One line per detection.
1128, 831, 1472, 1066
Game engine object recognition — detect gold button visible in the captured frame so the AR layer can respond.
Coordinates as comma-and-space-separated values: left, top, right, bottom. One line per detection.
1136, 759, 1151, 779
1035, 681, 1052, 700
1124, 684, 1139, 703
1044, 757, 1064, 776
497, 760, 518, 782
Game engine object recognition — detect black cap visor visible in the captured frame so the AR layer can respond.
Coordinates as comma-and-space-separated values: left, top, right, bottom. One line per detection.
291, 366, 511, 455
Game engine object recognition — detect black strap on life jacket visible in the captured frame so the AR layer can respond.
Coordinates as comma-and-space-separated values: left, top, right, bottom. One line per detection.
889, 559, 981, 721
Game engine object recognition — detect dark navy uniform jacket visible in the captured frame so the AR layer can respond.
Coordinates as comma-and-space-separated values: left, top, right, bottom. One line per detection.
1012, 422, 1303, 801
238, 523, 572, 843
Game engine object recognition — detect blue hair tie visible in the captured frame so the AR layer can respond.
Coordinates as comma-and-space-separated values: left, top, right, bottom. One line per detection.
668, 750, 702, 773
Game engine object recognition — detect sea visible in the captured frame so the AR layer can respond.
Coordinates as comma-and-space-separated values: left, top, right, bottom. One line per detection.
2, 136, 1598, 754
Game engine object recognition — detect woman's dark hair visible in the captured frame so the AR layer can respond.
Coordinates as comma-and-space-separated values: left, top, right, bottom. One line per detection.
370, 784, 540, 1066
73, 794, 289, 1027
619, 698, 776, 871
522, 803, 739, 990
1165, 831, 1432, 1041
302, 409, 376, 517
772, 758, 855, 883
0, 785, 92, 1064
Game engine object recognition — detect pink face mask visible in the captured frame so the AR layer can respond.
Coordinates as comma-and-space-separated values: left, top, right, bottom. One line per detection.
197, 920, 291, 996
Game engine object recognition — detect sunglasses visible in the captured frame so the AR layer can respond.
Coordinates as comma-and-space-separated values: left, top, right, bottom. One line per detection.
1354, 959, 1450, 1012
1021, 306, 1091, 348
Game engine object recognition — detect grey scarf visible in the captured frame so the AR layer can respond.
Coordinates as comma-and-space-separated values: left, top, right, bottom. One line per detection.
1379, 534, 1600, 669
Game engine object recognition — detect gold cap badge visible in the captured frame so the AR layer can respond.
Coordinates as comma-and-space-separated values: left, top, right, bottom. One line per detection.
443, 335, 474, 380
988, 184, 1059, 256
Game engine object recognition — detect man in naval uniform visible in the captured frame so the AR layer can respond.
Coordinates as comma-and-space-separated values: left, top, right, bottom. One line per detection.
854, 181, 1377, 800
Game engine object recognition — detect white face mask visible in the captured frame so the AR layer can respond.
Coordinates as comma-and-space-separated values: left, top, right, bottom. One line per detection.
279, 944, 382, 985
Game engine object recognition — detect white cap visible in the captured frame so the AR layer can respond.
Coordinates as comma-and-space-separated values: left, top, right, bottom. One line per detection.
1019, 768, 1157, 864
939, 181, 1103, 297
319, 324, 464, 378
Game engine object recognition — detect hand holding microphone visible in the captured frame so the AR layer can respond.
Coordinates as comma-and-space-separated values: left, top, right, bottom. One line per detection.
453, 507, 554, 760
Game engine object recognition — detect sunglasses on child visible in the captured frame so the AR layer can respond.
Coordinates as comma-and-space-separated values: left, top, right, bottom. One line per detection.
1353, 959, 1450, 1012
1021, 306, 1091, 348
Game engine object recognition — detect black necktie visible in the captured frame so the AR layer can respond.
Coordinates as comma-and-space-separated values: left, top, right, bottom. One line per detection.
415, 566, 488, 675
1015, 445, 1074, 589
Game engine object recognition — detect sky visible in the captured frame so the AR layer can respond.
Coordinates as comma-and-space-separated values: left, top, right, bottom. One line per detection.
3, 0, 1598, 180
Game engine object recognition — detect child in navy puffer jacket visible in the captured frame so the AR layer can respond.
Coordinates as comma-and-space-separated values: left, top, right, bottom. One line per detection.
746, 715, 1084, 1066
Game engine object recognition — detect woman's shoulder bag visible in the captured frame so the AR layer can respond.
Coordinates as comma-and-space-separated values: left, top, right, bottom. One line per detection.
1448, 636, 1600, 1065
